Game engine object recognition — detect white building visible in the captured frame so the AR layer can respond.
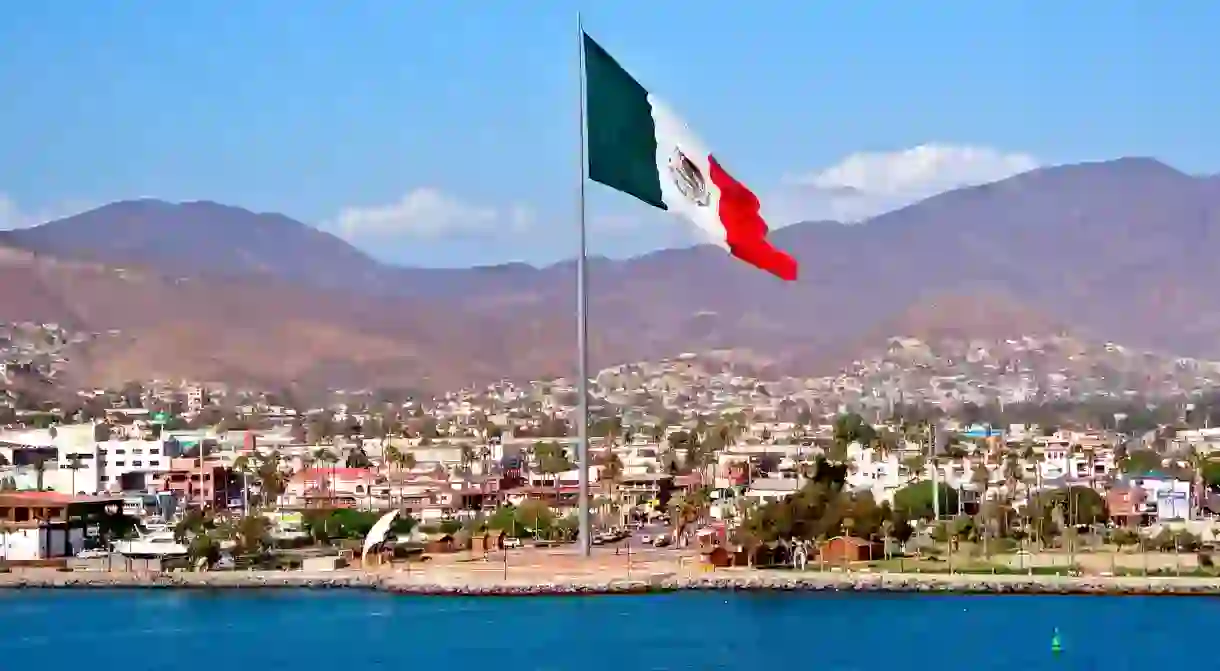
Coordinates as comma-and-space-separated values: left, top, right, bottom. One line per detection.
0, 524, 86, 561
845, 443, 907, 504
744, 478, 800, 505
0, 424, 175, 495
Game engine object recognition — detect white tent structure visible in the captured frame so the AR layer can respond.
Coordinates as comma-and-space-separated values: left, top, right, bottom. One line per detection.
361, 509, 400, 564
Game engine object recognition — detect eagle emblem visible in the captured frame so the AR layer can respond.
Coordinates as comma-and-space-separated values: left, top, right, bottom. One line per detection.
668, 148, 710, 207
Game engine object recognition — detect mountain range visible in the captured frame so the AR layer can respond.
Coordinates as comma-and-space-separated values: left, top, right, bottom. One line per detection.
1, 156, 1218, 393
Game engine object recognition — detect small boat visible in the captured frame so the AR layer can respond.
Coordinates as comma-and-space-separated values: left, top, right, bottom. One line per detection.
112, 528, 188, 558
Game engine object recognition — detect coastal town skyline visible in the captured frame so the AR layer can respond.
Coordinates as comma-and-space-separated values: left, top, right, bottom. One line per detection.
2, 3, 1217, 267
5, 4, 1220, 668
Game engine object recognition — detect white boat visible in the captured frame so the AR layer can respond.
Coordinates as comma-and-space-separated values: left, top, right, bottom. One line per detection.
112, 528, 189, 558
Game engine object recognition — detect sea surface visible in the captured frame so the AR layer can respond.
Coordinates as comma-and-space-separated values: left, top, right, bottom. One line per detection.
0, 589, 1213, 670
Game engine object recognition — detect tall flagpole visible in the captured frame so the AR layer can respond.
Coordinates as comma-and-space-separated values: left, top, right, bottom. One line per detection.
575, 12, 592, 557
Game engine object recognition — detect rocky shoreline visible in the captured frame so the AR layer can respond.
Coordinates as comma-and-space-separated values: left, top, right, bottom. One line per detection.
2, 570, 1220, 596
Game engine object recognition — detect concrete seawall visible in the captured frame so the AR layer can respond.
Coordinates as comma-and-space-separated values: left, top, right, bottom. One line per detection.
3, 570, 1220, 596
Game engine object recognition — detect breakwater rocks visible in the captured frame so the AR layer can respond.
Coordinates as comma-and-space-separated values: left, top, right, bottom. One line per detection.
661, 573, 1220, 596
2, 570, 1220, 596
0, 571, 389, 590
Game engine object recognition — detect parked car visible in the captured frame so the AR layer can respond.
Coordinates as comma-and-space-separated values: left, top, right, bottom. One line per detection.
75, 548, 111, 559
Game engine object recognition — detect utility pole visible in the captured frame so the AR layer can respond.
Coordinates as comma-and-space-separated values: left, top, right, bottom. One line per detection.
930, 423, 941, 521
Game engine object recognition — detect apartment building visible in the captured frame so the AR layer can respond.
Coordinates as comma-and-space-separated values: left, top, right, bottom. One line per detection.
282, 467, 379, 509
0, 424, 177, 495
155, 457, 240, 510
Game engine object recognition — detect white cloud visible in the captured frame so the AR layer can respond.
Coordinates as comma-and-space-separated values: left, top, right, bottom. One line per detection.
591, 213, 645, 232
507, 203, 535, 233
774, 144, 1040, 224
333, 188, 523, 240
0, 193, 94, 230
0, 194, 23, 228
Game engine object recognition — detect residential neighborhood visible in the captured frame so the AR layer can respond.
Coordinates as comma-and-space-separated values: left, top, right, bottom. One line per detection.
2, 331, 1220, 574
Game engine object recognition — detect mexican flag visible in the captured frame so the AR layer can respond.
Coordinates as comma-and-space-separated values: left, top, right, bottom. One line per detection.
583, 33, 798, 281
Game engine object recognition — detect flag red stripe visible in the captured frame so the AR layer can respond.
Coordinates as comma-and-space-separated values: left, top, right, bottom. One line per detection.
707, 156, 798, 281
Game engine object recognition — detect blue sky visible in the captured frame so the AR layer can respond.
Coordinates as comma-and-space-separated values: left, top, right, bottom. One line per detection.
0, 1, 1216, 267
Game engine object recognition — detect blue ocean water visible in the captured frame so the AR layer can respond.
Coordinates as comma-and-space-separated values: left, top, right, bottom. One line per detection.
0, 589, 1212, 670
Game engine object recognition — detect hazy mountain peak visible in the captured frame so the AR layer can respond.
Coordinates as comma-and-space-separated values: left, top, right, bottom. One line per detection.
1, 157, 1220, 390
0, 198, 382, 290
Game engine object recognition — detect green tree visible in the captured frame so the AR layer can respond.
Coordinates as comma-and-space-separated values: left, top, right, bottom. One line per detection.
1109, 527, 1140, 551
670, 489, 712, 539
345, 447, 373, 469
553, 515, 580, 541
831, 413, 876, 461
234, 514, 272, 555
902, 454, 927, 479
743, 476, 907, 547
301, 509, 414, 542
174, 509, 221, 569
893, 480, 959, 521
534, 441, 573, 503
1120, 448, 1162, 474
305, 416, 334, 445
488, 505, 525, 536
1034, 485, 1107, 527
515, 499, 553, 536
188, 534, 221, 569
1200, 460, 1220, 489
253, 451, 286, 508
174, 508, 213, 543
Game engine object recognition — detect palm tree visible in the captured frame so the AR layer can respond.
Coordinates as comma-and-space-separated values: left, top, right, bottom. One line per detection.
604, 416, 623, 448
477, 444, 492, 476
671, 489, 710, 544
383, 444, 402, 507
1020, 437, 1036, 462
398, 452, 417, 510
253, 451, 285, 510
970, 462, 990, 521
1003, 452, 1022, 529
688, 442, 717, 488
831, 413, 876, 462
1032, 451, 1047, 548
971, 462, 990, 495
527, 441, 562, 504
312, 448, 337, 506
693, 417, 710, 443
880, 519, 895, 560
63, 455, 85, 496
29, 454, 48, 491
459, 444, 475, 475
876, 429, 901, 460
1186, 446, 1206, 518
232, 455, 252, 516
597, 452, 624, 526
299, 451, 315, 476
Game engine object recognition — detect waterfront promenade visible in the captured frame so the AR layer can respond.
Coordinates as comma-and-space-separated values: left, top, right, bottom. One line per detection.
4, 561, 1220, 596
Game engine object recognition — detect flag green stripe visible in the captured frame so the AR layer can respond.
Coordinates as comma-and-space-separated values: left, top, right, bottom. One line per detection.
583, 33, 666, 211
